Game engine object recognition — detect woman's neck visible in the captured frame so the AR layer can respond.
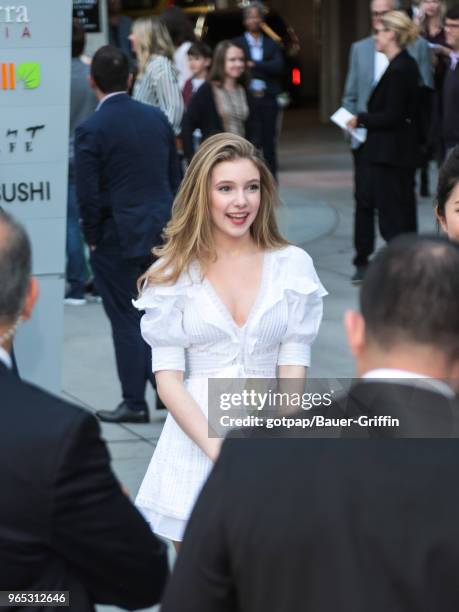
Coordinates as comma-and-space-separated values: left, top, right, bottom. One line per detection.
426, 15, 442, 36
384, 43, 402, 62
213, 231, 257, 258
223, 76, 237, 91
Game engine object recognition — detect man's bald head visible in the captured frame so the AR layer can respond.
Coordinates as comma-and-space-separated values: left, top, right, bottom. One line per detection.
0, 210, 31, 323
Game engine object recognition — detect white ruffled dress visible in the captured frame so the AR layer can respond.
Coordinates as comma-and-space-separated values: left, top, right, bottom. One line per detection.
133, 245, 327, 541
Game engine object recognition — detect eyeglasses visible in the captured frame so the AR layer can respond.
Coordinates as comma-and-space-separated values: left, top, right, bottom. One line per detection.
371, 10, 389, 17
373, 27, 389, 34
445, 21, 459, 30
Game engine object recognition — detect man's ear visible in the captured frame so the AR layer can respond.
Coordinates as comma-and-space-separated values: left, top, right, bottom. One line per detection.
21, 277, 39, 322
127, 73, 133, 90
344, 309, 366, 358
88, 74, 97, 91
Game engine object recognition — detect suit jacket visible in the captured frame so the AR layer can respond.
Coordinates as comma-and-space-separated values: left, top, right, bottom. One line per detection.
357, 50, 421, 168
342, 35, 433, 117
233, 33, 284, 97
0, 361, 168, 611
181, 81, 256, 162
161, 381, 459, 612
75, 93, 180, 260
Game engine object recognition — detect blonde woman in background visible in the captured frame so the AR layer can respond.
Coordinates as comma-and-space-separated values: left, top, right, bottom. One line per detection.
133, 133, 326, 549
347, 12, 422, 250
130, 17, 184, 135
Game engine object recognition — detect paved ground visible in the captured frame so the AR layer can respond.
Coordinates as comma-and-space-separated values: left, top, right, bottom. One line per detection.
60, 108, 438, 612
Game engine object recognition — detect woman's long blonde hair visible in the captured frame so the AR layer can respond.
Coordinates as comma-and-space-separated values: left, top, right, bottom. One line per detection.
132, 16, 175, 75
139, 133, 289, 288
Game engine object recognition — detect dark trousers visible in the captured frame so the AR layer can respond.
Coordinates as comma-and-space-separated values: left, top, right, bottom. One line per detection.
252, 94, 279, 178
352, 146, 417, 267
90, 246, 154, 412
66, 175, 87, 299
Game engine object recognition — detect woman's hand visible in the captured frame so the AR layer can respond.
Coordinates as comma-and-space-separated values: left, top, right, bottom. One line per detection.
347, 116, 358, 130
205, 437, 223, 463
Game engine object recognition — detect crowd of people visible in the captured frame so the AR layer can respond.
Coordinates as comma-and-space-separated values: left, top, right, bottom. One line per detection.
3, 1, 459, 610
343, 0, 459, 283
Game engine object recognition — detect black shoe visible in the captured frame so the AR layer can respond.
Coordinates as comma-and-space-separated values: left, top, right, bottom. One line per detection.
351, 266, 367, 285
85, 279, 102, 304
96, 401, 150, 423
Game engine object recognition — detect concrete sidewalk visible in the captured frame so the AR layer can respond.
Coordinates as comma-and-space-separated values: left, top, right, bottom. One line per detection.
60, 109, 438, 612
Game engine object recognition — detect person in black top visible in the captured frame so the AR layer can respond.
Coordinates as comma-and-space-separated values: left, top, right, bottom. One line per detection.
160, 233, 459, 612
443, 5, 459, 153
181, 40, 255, 163
233, 2, 284, 179
0, 210, 169, 611
347, 11, 421, 251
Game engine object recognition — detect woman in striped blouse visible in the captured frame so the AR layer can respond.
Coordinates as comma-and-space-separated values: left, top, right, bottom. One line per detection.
130, 17, 184, 135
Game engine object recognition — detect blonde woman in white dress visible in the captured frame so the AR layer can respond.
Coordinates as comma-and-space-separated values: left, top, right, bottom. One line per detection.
133, 133, 326, 549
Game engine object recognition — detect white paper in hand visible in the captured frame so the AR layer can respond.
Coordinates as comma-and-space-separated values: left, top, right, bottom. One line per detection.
330, 107, 367, 143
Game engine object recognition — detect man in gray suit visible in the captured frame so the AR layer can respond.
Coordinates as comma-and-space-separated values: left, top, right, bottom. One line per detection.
342, 0, 433, 284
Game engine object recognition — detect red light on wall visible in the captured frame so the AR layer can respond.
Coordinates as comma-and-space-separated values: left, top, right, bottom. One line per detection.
292, 67, 301, 86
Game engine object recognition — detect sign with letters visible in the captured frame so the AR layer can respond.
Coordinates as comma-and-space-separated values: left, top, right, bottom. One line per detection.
0, 0, 72, 393
73, 0, 101, 33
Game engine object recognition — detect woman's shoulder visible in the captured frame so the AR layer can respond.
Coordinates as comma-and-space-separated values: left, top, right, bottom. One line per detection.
132, 259, 196, 310
269, 245, 327, 297
147, 54, 172, 74
271, 244, 314, 269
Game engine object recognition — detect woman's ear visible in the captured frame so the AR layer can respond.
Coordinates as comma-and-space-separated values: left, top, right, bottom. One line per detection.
435, 204, 448, 235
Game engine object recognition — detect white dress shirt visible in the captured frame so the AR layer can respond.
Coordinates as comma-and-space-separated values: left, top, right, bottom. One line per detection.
96, 91, 126, 111
363, 368, 455, 399
245, 32, 266, 92
374, 51, 389, 85
0, 346, 12, 369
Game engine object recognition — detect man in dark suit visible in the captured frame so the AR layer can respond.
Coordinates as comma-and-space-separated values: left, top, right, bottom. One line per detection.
75, 45, 181, 423
0, 210, 169, 611
160, 235, 459, 612
233, 1, 283, 178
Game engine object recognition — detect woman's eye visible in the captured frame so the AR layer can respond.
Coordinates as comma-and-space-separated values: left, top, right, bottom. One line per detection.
248, 184, 260, 192
218, 185, 231, 192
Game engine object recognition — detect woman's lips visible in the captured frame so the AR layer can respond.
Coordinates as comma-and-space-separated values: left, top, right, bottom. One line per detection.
226, 212, 250, 226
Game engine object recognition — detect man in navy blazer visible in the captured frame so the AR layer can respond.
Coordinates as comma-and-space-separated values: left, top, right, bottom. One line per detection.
75, 45, 180, 423
233, 1, 283, 178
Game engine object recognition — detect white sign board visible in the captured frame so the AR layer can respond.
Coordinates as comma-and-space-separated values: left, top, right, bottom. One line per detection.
0, 0, 72, 393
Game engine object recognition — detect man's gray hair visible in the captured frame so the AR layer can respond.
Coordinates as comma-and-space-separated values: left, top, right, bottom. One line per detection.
0, 209, 31, 321
242, 1, 266, 20
370, 0, 400, 8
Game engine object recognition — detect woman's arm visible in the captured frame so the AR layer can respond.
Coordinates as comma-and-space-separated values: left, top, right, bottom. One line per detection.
278, 365, 306, 379
155, 370, 222, 462
155, 61, 184, 135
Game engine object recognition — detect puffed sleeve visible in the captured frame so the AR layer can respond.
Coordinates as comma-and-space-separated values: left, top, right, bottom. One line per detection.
277, 247, 327, 367
133, 284, 190, 373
